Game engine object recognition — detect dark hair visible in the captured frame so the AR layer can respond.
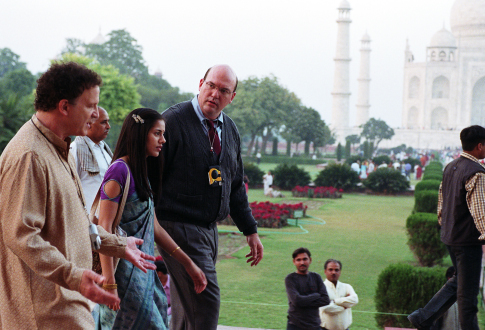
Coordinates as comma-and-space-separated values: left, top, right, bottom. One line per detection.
112, 108, 164, 202
324, 259, 342, 270
203, 66, 238, 92
446, 266, 455, 280
35, 62, 102, 111
292, 247, 311, 259
155, 260, 168, 274
460, 125, 485, 151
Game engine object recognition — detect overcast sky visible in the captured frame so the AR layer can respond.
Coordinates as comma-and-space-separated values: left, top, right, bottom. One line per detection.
1, 0, 456, 127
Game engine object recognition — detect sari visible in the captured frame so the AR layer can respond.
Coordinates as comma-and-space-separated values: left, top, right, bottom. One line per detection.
96, 192, 168, 330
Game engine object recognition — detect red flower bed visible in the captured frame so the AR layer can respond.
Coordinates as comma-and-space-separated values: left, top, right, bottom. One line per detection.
221, 201, 307, 228
291, 186, 343, 198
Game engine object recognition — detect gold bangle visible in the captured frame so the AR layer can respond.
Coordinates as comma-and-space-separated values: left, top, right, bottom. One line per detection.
169, 246, 181, 256
102, 283, 118, 290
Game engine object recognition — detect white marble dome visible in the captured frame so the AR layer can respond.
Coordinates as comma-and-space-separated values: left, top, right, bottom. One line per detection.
429, 28, 456, 48
338, 0, 351, 10
450, 0, 485, 37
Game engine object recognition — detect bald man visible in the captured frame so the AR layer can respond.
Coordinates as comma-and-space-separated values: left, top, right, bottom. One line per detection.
70, 107, 112, 211
155, 65, 264, 330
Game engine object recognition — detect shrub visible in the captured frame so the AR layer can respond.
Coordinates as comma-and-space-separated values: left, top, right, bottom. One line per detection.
243, 155, 324, 165
422, 172, 443, 181
375, 263, 446, 328
314, 163, 360, 191
243, 162, 264, 188
406, 213, 448, 266
272, 164, 311, 190
345, 155, 364, 166
364, 168, 410, 193
372, 155, 391, 166
426, 161, 443, 171
336, 143, 343, 161
414, 179, 441, 193
414, 190, 439, 213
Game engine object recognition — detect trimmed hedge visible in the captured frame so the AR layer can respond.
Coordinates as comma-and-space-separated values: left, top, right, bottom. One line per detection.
243, 163, 264, 188
406, 213, 448, 266
375, 263, 446, 328
372, 155, 392, 166
422, 173, 443, 181
344, 155, 364, 165
363, 168, 410, 193
426, 161, 443, 171
414, 179, 441, 193
314, 163, 360, 191
414, 190, 439, 213
272, 164, 311, 190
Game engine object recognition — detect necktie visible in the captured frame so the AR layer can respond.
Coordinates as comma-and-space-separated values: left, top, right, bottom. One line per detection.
207, 120, 221, 155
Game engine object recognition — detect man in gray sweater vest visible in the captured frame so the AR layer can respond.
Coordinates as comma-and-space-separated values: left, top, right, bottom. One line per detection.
155, 65, 264, 330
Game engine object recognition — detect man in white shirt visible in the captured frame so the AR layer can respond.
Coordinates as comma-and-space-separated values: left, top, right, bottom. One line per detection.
70, 106, 112, 211
320, 259, 359, 330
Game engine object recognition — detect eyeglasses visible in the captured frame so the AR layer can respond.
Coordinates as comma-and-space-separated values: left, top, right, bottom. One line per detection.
204, 81, 234, 97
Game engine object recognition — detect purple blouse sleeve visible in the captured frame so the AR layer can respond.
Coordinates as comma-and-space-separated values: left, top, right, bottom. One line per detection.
100, 160, 136, 203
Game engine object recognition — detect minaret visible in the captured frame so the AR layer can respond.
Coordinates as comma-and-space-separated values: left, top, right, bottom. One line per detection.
331, 0, 352, 131
355, 32, 371, 127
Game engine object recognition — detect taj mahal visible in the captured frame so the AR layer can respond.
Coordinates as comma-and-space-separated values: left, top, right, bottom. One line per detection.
331, 0, 485, 150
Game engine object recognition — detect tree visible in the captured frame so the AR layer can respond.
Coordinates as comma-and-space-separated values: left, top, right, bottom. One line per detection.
0, 93, 32, 154
61, 38, 85, 55
225, 75, 300, 156
336, 143, 343, 161
56, 53, 141, 147
291, 106, 330, 155
345, 134, 360, 154
0, 68, 35, 97
0, 48, 27, 78
360, 118, 395, 151
344, 140, 351, 158
85, 29, 148, 78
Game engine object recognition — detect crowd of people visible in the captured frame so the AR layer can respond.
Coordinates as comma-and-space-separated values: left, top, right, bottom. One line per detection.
0, 62, 263, 330
0, 60, 484, 330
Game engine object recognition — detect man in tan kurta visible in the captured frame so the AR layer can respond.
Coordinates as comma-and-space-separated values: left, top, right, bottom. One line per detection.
0, 62, 155, 329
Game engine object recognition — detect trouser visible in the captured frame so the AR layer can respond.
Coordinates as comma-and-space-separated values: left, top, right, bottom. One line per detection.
158, 221, 220, 330
409, 244, 482, 330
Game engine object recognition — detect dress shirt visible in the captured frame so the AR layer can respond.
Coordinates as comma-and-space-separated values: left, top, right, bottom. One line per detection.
320, 279, 358, 330
437, 152, 485, 240
191, 95, 223, 141
71, 137, 112, 211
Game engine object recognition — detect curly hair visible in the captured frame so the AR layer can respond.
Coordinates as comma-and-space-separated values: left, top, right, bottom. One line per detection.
35, 62, 102, 111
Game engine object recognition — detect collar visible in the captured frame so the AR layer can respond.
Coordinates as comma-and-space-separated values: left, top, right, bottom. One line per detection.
191, 95, 224, 126
461, 152, 485, 168
324, 278, 340, 289
32, 115, 72, 160
84, 136, 105, 149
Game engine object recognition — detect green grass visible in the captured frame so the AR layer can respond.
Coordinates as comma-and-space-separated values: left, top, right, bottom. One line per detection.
216, 190, 434, 329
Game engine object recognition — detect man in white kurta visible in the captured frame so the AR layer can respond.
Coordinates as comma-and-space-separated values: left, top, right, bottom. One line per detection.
320, 259, 358, 330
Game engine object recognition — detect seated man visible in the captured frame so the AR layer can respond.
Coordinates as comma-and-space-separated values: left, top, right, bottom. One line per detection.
320, 259, 358, 330
285, 247, 330, 330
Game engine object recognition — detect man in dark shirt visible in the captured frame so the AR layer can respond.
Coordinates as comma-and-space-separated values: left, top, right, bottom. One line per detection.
285, 247, 330, 330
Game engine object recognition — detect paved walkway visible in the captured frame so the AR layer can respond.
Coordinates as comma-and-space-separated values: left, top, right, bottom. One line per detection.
217, 326, 270, 330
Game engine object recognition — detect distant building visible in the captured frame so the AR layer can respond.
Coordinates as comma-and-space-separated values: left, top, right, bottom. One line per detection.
402, 0, 485, 131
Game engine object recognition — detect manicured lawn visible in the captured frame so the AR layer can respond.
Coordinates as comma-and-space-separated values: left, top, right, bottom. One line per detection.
216, 189, 432, 329
257, 163, 323, 181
